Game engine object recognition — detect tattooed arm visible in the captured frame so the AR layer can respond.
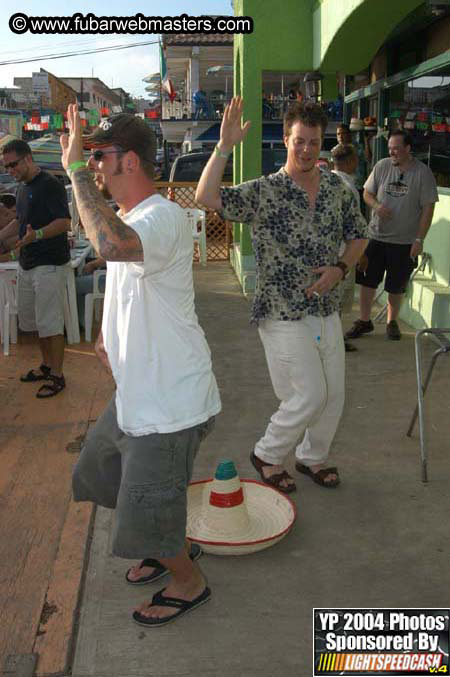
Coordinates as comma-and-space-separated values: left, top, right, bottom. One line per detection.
71, 168, 143, 262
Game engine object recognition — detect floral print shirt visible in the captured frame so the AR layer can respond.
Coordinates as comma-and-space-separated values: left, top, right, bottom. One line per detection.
220, 168, 367, 323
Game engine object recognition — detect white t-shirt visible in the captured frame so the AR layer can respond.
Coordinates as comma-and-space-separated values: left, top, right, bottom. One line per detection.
102, 193, 221, 436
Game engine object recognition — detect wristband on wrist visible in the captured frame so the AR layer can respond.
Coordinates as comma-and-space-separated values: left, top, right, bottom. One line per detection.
35, 228, 44, 240
415, 237, 423, 243
68, 161, 87, 178
214, 145, 231, 160
10, 250, 16, 261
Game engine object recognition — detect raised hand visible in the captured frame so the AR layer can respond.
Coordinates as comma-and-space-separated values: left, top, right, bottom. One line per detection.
219, 96, 251, 152
60, 104, 85, 172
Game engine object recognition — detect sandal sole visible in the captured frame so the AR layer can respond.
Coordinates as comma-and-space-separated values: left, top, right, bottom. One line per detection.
125, 545, 203, 586
132, 589, 211, 628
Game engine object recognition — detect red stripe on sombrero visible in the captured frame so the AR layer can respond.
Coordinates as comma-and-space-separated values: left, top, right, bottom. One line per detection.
188, 479, 297, 547
209, 488, 244, 507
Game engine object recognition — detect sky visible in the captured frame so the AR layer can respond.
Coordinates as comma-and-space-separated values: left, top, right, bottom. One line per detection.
0, 1, 233, 99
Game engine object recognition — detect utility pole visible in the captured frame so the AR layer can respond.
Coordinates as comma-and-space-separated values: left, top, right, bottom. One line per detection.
80, 77, 84, 111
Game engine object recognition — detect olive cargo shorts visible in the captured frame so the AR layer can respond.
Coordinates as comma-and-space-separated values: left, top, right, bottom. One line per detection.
73, 396, 215, 559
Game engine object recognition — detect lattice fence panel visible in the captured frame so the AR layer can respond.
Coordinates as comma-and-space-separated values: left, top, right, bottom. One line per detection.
155, 181, 232, 261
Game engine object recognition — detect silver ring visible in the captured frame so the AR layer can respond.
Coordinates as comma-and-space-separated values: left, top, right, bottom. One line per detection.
313, 291, 320, 298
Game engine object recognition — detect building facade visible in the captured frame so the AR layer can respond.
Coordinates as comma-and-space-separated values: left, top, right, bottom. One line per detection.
232, 0, 450, 328
61, 77, 120, 114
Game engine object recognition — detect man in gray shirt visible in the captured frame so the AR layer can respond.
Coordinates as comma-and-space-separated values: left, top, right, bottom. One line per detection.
346, 130, 438, 341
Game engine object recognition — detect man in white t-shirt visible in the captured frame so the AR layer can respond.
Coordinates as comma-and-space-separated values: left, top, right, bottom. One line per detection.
60, 106, 221, 628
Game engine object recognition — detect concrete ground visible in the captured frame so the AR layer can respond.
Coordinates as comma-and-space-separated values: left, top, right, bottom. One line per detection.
70, 262, 449, 677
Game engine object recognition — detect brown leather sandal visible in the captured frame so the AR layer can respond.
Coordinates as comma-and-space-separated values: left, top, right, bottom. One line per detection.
295, 462, 340, 488
250, 452, 296, 494
36, 374, 66, 398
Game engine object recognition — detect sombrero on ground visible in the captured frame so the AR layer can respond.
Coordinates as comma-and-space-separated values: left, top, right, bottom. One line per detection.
187, 460, 296, 555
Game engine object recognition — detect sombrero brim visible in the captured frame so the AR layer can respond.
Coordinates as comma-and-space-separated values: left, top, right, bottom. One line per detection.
187, 479, 297, 556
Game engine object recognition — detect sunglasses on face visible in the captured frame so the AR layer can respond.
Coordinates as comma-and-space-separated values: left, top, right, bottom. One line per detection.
90, 149, 125, 162
3, 158, 24, 170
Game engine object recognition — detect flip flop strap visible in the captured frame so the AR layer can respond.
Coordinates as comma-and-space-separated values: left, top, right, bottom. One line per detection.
151, 589, 190, 611
140, 557, 162, 569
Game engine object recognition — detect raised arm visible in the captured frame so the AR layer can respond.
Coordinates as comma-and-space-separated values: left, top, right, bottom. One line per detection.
195, 96, 251, 210
60, 104, 143, 262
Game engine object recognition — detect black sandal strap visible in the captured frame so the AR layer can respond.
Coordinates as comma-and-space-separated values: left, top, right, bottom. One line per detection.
36, 374, 66, 398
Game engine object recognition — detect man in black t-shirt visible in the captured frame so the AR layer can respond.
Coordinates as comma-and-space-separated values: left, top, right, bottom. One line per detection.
0, 139, 71, 397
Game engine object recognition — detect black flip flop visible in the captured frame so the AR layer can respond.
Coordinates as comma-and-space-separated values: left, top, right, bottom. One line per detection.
125, 543, 202, 586
132, 586, 211, 627
20, 363, 51, 382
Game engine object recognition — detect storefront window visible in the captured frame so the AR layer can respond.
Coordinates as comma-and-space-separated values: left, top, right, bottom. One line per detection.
388, 66, 450, 187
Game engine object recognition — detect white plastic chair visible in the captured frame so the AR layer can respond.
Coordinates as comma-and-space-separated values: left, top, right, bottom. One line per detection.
0, 269, 18, 356
184, 208, 207, 265
84, 270, 106, 342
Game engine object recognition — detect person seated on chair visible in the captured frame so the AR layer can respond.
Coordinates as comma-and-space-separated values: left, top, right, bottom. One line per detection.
75, 256, 106, 330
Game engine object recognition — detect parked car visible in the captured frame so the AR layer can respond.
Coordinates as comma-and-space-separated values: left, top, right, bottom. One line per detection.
169, 151, 233, 182
169, 149, 291, 183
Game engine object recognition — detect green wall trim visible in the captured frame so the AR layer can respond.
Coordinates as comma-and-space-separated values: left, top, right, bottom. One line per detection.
315, 0, 423, 73
345, 50, 450, 103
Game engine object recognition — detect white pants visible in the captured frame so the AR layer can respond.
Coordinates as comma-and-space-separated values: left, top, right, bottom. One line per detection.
255, 312, 345, 467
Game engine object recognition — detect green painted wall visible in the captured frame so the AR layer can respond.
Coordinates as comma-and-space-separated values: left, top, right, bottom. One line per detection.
232, 0, 316, 258
421, 192, 450, 287
314, 0, 424, 73
372, 192, 450, 328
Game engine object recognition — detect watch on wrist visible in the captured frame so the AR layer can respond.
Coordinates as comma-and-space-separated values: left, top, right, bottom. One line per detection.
335, 260, 349, 279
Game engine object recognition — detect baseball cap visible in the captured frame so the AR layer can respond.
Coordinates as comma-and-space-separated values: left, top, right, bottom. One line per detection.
83, 114, 156, 164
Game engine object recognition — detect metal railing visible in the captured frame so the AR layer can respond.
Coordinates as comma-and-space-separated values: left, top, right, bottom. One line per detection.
162, 94, 232, 121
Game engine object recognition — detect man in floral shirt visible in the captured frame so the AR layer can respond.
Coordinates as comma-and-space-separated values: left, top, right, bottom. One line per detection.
196, 98, 367, 491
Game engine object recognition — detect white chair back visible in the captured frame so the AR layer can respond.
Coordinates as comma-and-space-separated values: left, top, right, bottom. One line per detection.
184, 208, 207, 265
0, 269, 18, 355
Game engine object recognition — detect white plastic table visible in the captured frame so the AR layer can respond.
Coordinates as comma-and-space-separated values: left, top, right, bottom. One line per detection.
0, 240, 93, 346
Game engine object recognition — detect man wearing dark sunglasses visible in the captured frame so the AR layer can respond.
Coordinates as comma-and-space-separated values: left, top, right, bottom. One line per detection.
0, 139, 71, 396
60, 106, 220, 628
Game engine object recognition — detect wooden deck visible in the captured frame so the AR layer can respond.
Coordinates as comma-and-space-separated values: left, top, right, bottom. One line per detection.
0, 334, 113, 676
